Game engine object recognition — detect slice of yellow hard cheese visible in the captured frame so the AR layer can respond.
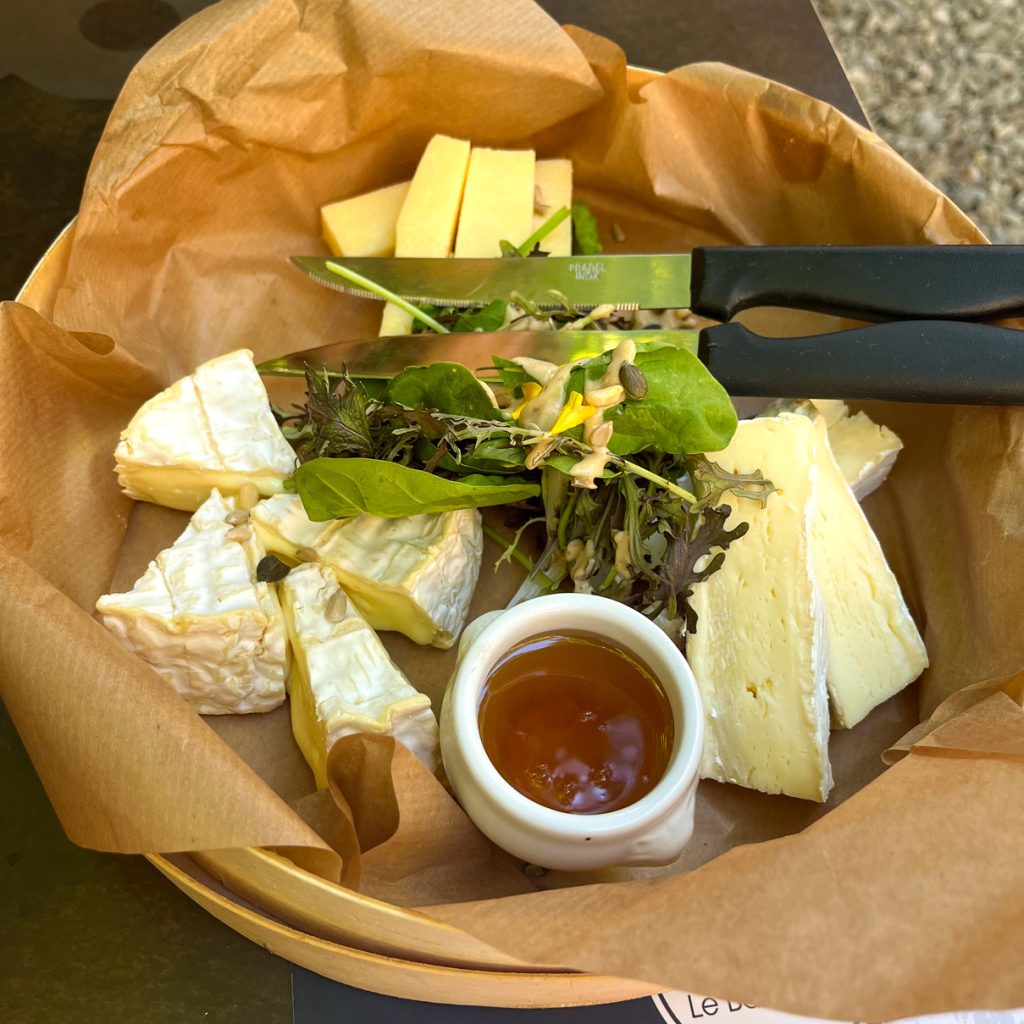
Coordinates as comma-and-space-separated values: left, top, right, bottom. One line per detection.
380, 134, 472, 336
532, 158, 573, 256
453, 147, 536, 258
321, 180, 411, 257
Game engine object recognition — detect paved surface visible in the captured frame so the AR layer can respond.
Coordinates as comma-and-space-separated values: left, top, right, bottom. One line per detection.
818, 0, 1024, 242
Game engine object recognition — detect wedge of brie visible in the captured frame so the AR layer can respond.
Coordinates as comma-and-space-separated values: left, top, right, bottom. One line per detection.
279, 562, 439, 787
251, 495, 482, 649
761, 398, 903, 501
115, 349, 297, 511
802, 413, 928, 728
688, 415, 833, 802
96, 490, 288, 715
826, 409, 903, 501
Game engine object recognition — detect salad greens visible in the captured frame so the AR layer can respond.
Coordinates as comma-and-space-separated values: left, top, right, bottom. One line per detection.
278, 339, 772, 633
286, 210, 772, 633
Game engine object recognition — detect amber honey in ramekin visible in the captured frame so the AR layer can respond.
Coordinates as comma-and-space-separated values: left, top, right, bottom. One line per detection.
477, 629, 675, 815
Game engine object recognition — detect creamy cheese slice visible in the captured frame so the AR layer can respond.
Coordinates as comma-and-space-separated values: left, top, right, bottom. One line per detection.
321, 180, 411, 257
115, 349, 297, 511
531, 158, 573, 256
251, 495, 482, 649
96, 490, 288, 715
454, 147, 536, 257
380, 134, 472, 336
279, 563, 439, 788
803, 413, 928, 728
688, 415, 833, 802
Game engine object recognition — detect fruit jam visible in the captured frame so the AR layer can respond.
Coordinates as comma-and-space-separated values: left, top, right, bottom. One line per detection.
477, 629, 674, 815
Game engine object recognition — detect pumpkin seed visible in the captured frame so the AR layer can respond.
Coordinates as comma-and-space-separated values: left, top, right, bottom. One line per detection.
619, 362, 648, 400
256, 555, 291, 583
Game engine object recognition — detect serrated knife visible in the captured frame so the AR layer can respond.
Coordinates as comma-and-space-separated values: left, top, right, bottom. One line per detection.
291, 247, 1024, 320
260, 323, 1024, 404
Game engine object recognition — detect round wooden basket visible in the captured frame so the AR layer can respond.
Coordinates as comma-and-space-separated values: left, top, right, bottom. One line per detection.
18, 66, 665, 1008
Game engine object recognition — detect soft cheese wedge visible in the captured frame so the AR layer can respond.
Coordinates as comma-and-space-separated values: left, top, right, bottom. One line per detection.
279, 563, 439, 787
251, 495, 482, 649
115, 349, 297, 511
380, 134, 472, 336
96, 490, 288, 715
321, 180, 411, 257
826, 408, 903, 501
689, 415, 833, 802
762, 399, 903, 500
803, 413, 928, 728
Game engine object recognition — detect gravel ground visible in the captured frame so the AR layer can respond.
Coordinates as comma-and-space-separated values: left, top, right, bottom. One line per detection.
816, 0, 1024, 242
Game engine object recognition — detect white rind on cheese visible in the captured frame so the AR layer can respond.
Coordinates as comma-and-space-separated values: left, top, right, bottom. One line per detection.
321, 180, 411, 257
279, 562, 439, 788
531, 159, 573, 256
115, 349, 296, 511
802, 413, 927, 728
380, 134, 472, 336
96, 490, 288, 715
689, 415, 833, 803
827, 410, 903, 501
454, 147, 536, 258
251, 495, 482, 649
761, 398, 903, 501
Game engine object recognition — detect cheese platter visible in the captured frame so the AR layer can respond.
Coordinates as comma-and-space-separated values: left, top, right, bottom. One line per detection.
8, 7, 1024, 1015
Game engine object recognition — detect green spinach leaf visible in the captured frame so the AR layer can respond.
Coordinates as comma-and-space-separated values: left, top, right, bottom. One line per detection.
452, 300, 508, 333
385, 362, 500, 419
295, 459, 539, 521
603, 348, 737, 455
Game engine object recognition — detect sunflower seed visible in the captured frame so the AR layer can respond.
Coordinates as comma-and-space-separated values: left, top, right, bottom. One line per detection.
224, 509, 250, 526
325, 589, 348, 622
295, 546, 319, 563
226, 526, 251, 543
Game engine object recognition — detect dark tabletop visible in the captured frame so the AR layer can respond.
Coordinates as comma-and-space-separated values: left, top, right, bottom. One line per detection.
0, 2, 863, 1021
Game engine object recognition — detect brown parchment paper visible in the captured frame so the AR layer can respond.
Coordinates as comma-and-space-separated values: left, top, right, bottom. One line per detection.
4, 0, 1024, 1016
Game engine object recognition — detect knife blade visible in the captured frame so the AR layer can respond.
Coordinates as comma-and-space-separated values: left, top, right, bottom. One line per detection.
291, 254, 687, 312
259, 330, 698, 380
259, 321, 1024, 405
293, 245, 1024, 322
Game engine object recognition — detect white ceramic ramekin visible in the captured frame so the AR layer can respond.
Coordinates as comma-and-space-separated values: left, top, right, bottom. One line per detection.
439, 594, 704, 872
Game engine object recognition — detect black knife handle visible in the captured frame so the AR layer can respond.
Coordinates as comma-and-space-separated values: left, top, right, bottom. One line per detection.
690, 245, 1024, 322
699, 320, 1024, 404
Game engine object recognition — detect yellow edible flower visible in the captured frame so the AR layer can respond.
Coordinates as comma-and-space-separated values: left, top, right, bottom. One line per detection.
549, 391, 596, 435
512, 384, 595, 435
510, 382, 541, 419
